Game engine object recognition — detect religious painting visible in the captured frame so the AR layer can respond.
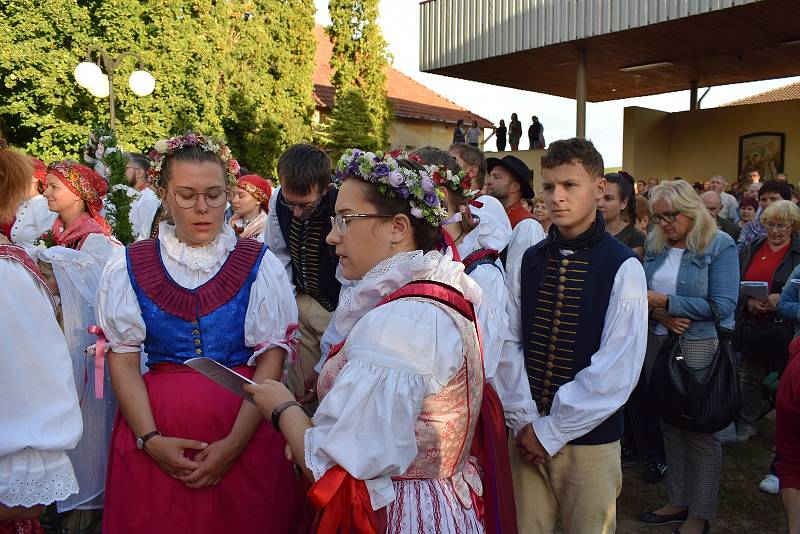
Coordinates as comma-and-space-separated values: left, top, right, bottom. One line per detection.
738, 132, 785, 181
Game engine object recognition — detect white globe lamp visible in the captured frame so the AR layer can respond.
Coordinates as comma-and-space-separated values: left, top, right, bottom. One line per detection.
89, 74, 110, 98
74, 61, 102, 89
128, 70, 155, 96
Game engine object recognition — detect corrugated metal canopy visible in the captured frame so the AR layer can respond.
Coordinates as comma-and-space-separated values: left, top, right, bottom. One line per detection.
419, 0, 800, 102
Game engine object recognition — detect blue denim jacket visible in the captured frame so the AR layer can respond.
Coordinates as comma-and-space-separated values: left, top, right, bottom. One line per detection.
643, 231, 739, 339
778, 263, 800, 337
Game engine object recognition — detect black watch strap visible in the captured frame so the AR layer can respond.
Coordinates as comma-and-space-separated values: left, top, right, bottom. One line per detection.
271, 400, 301, 432
139, 430, 161, 449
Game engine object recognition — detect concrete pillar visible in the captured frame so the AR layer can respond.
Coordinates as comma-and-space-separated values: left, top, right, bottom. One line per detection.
576, 49, 587, 138
575, 50, 586, 138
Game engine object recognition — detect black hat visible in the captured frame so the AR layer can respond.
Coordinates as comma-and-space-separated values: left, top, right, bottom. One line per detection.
486, 155, 535, 199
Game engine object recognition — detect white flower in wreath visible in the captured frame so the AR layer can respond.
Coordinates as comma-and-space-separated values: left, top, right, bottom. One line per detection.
154, 139, 170, 153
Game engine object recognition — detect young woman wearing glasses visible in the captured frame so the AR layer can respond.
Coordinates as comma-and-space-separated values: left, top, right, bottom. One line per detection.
246, 150, 487, 533
96, 134, 310, 534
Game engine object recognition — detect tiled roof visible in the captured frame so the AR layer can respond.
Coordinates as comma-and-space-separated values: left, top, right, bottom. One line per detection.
722, 81, 800, 107
313, 26, 493, 128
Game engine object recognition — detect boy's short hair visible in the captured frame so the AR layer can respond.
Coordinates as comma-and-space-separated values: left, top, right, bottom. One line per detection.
277, 144, 332, 196
541, 138, 604, 179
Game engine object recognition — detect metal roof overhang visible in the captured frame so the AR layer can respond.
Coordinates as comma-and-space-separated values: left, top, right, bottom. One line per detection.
419, 0, 800, 102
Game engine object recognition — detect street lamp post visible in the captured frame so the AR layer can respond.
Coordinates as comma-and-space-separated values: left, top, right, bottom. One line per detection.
74, 46, 155, 129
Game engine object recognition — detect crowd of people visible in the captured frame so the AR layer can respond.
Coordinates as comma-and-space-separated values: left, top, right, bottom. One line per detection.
454, 115, 545, 153
1, 131, 799, 534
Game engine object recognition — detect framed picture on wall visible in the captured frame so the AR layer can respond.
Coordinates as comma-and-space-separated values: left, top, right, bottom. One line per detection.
738, 132, 785, 181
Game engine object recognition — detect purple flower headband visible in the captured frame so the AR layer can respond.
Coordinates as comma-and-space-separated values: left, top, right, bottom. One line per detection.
335, 149, 447, 226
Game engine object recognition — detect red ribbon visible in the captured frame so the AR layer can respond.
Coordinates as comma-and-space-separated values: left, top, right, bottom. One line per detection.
308, 466, 378, 534
441, 229, 462, 262
468, 199, 484, 208
253, 322, 300, 363
87, 325, 107, 399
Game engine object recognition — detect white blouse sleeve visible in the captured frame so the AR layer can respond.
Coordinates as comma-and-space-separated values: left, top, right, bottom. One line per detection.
96, 247, 146, 353
304, 299, 464, 509
245, 248, 299, 364
498, 263, 539, 437
532, 257, 648, 455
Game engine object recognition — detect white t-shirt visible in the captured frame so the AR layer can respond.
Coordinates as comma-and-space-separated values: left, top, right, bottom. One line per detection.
649, 247, 684, 335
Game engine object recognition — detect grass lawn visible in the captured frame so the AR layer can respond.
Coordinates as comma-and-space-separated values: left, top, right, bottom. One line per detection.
616, 416, 787, 533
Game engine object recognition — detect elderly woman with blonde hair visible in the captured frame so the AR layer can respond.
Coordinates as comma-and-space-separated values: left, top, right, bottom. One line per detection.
638, 180, 739, 534
736, 200, 800, 443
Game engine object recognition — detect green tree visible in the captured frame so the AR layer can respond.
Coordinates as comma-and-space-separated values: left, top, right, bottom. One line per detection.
327, 0, 392, 152
220, 0, 316, 174
0, 0, 316, 175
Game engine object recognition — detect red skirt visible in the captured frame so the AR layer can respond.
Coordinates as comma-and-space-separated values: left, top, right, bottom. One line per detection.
102, 364, 312, 534
471, 384, 518, 534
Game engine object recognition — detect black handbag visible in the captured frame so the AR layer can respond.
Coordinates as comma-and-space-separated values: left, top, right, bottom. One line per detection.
736, 316, 793, 369
652, 303, 742, 433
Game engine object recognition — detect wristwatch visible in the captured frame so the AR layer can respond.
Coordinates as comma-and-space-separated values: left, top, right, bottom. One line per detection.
271, 400, 301, 432
136, 430, 161, 450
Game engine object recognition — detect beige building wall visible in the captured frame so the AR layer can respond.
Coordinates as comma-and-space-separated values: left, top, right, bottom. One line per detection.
624, 100, 800, 183
387, 119, 485, 151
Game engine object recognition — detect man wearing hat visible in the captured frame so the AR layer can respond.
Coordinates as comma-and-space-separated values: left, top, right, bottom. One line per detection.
486, 155, 547, 279
486, 155, 536, 229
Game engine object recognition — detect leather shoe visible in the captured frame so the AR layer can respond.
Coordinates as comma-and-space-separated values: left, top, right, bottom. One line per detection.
639, 509, 688, 525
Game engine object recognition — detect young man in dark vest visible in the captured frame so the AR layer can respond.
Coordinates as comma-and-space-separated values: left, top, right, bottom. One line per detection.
503, 138, 648, 533
266, 144, 340, 405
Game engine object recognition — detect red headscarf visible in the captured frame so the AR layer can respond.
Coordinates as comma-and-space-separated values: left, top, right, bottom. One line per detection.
31, 157, 48, 187
237, 175, 272, 212
47, 161, 112, 243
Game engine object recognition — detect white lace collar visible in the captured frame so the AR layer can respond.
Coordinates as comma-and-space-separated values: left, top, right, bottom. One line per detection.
157, 222, 237, 273
335, 249, 483, 335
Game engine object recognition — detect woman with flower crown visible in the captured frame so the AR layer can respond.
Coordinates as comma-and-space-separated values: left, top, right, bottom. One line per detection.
96, 133, 309, 533
246, 149, 487, 533
412, 147, 526, 534
229, 174, 272, 241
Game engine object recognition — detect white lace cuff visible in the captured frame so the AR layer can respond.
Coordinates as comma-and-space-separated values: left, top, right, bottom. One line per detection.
0, 449, 79, 507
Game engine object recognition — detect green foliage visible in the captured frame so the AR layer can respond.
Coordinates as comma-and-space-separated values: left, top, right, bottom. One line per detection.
0, 0, 316, 175
327, 0, 392, 152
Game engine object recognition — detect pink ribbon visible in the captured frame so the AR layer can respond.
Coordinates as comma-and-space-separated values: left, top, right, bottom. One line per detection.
253, 323, 300, 363
87, 325, 107, 399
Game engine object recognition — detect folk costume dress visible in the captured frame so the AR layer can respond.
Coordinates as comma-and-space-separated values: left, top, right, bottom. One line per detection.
97, 222, 309, 534
453, 197, 523, 534
306, 250, 486, 534
33, 244, 118, 514
0, 244, 82, 533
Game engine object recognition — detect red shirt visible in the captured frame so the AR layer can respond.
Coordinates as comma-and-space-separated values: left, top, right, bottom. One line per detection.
506, 202, 533, 229
742, 240, 790, 291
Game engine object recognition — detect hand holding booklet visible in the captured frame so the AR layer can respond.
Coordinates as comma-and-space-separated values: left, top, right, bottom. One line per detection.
740, 281, 769, 300
184, 357, 256, 403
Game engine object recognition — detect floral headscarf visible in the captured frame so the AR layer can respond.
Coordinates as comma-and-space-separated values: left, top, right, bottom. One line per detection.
236, 175, 272, 211
47, 161, 109, 229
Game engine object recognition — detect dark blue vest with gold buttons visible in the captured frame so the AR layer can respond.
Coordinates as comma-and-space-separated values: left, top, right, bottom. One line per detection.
126, 238, 266, 368
520, 231, 634, 445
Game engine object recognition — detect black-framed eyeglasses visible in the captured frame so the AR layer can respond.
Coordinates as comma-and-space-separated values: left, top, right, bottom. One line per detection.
651, 210, 681, 224
169, 188, 230, 209
279, 194, 323, 212
330, 213, 392, 235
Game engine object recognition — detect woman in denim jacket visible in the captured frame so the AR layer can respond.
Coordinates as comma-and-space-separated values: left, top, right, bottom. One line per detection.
638, 181, 739, 534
